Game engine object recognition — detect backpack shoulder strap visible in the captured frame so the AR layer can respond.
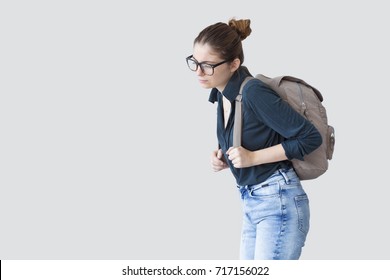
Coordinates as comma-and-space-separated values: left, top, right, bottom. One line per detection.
233, 76, 254, 147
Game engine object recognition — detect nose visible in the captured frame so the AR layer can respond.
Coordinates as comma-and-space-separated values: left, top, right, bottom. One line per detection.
196, 67, 205, 76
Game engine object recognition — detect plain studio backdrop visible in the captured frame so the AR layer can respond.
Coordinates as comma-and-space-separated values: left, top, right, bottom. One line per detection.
0, 0, 389, 260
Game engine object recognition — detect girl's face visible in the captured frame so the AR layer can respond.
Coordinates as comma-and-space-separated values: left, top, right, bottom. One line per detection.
192, 43, 238, 92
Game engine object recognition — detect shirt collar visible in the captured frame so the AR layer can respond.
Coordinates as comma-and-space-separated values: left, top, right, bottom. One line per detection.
208, 66, 252, 104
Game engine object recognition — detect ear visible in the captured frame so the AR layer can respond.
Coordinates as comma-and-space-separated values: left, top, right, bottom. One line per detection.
229, 58, 241, 73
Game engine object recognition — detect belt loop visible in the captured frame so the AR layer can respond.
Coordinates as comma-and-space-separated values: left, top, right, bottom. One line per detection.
278, 169, 291, 185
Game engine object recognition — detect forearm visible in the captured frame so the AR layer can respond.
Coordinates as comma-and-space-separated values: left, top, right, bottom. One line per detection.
251, 144, 288, 166
227, 144, 288, 169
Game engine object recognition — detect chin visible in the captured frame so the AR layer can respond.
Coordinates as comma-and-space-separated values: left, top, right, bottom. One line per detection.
200, 84, 212, 89
199, 81, 212, 89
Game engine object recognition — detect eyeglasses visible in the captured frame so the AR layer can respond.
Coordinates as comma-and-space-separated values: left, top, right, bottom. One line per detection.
186, 55, 229, 76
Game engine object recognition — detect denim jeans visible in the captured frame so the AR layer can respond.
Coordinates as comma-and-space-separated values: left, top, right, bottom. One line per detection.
238, 168, 310, 260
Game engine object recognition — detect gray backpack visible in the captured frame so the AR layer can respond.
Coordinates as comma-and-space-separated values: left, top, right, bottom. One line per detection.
234, 74, 335, 180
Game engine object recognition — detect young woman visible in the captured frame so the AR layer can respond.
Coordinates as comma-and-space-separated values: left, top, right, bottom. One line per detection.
186, 19, 323, 260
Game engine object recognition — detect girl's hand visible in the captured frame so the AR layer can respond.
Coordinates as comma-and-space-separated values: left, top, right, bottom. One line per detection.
211, 149, 228, 172
226, 146, 254, 168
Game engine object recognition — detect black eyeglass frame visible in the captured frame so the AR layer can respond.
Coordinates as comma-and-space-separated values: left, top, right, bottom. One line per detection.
186, 55, 230, 76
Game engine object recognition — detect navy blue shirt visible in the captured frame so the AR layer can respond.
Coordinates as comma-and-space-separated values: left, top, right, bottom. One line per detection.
208, 66, 322, 186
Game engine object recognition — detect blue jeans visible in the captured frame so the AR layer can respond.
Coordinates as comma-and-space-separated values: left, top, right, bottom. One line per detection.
238, 168, 310, 260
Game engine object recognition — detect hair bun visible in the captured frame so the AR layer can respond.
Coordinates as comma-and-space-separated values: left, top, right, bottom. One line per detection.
228, 18, 252, 40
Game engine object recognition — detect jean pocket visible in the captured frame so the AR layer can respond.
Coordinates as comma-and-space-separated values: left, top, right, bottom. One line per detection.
249, 181, 280, 198
295, 194, 310, 234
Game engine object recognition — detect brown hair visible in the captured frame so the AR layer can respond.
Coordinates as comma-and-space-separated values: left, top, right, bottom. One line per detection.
194, 18, 252, 65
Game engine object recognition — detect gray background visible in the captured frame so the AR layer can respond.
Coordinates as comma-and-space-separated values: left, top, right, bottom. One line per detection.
1, 0, 389, 259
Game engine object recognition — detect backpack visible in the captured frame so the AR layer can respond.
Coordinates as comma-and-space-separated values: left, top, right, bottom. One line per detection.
234, 74, 335, 180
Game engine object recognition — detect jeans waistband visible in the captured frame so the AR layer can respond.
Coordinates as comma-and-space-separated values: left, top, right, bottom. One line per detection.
238, 167, 295, 190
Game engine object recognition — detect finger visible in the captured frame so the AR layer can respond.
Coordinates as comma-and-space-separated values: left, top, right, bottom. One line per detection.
217, 149, 223, 159
227, 149, 237, 160
212, 163, 225, 172
226, 147, 234, 155
212, 154, 221, 162
211, 150, 219, 160
212, 157, 224, 166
